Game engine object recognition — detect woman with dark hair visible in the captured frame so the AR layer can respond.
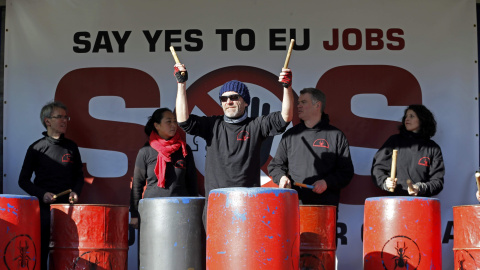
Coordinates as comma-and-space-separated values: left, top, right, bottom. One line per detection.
130, 108, 198, 228
371, 104, 445, 196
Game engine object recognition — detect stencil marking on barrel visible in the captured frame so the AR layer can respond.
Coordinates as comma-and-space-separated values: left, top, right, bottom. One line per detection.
73, 250, 115, 270
454, 249, 478, 270
4, 234, 37, 270
381, 235, 420, 270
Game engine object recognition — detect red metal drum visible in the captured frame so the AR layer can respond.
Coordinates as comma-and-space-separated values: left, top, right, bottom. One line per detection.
0, 195, 41, 270
49, 204, 129, 269
299, 205, 336, 270
363, 197, 441, 270
453, 205, 480, 269
207, 187, 300, 270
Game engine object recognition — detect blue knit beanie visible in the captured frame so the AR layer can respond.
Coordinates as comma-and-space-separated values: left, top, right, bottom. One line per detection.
219, 80, 251, 105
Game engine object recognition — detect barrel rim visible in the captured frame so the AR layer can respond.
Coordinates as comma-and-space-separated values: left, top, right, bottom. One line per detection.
365, 196, 440, 202
453, 204, 480, 208
141, 196, 205, 201
50, 204, 128, 207
139, 197, 206, 205
299, 205, 337, 208
209, 187, 298, 195
0, 194, 38, 200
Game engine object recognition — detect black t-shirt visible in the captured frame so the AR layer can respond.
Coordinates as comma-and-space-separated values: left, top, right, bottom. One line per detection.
179, 111, 289, 197
18, 132, 84, 201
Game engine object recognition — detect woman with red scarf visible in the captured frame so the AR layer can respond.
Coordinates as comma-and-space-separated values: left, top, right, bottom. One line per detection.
130, 108, 198, 228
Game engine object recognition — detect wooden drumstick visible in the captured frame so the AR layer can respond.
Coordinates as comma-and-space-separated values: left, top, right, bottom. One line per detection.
294, 182, 314, 189
169, 46, 185, 76
406, 179, 414, 190
388, 149, 398, 192
283, 39, 295, 69
53, 189, 72, 199
475, 171, 480, 194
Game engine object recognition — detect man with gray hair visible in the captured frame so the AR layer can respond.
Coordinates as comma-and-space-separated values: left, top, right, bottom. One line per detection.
18, 100, 84, 270
268, 88, 354, 207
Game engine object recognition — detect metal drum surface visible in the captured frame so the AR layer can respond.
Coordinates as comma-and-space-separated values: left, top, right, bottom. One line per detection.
453, 205, 480, 269
299, 205, 336, 270
206, 187, 300, 270
363, 197, 441, 270
0, 194, 41, 270
138, 197, 205, 270
49, 204, 129, 269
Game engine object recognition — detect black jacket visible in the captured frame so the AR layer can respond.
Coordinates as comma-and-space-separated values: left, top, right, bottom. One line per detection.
371, 130, 445, 196
268, 114, 354, 206
18, 132, 84, 202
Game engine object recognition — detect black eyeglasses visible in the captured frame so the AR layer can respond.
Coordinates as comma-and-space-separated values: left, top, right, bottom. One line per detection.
49, 115, 70, 121
220, 94, 241, 102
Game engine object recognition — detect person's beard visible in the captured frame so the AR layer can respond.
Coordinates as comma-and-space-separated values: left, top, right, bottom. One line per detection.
224, 106, 244, 118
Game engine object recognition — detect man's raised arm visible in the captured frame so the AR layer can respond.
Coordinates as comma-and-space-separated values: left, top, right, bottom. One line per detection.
174, 63, 189, 123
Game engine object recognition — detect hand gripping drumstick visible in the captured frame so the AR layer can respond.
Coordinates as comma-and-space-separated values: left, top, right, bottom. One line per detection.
388, 149, 398, 192
475, 171, 480, 194
169, 46, 185, 76
53, 189, 72, 199
406, 179, 414, 190
283, 39, 295, 69
294, 182, 314, 189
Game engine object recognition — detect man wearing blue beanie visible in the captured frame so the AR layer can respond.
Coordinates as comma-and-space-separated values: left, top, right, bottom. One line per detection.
174, 64, 293, 228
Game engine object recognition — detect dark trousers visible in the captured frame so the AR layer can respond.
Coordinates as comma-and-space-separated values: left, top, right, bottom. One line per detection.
39, 203, 51, 270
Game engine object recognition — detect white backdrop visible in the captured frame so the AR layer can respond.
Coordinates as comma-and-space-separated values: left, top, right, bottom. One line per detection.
4, 0, 479, 269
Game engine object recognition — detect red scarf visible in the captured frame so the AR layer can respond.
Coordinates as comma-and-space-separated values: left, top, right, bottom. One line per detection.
149, 130, 187, 188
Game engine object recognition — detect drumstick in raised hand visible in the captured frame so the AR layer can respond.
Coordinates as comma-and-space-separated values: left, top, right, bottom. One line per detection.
294, 182, 314, 189
388, 149, 398, 192
169, 46, 185, 76
283, 39, 295, 69
53, 189, 72, 200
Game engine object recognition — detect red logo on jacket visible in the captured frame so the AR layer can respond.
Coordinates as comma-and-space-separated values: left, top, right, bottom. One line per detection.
418, 157, 430, 167
62, 154, 73, 163
313, 139, 329, 148
237, 131, 250, 141
175, 160, 186, 169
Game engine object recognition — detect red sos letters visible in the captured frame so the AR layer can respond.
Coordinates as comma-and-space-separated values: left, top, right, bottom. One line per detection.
55, 65, 420, 205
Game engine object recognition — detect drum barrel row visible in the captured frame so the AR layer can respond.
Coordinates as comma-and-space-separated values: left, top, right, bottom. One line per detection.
3, 193, 479, 270
0, 190, 337, 270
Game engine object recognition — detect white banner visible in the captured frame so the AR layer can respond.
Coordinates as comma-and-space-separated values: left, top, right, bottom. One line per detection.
4, 0, 478, 269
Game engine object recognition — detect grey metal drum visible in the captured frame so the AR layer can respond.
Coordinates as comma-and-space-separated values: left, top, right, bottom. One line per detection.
138, 197, 205, 269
